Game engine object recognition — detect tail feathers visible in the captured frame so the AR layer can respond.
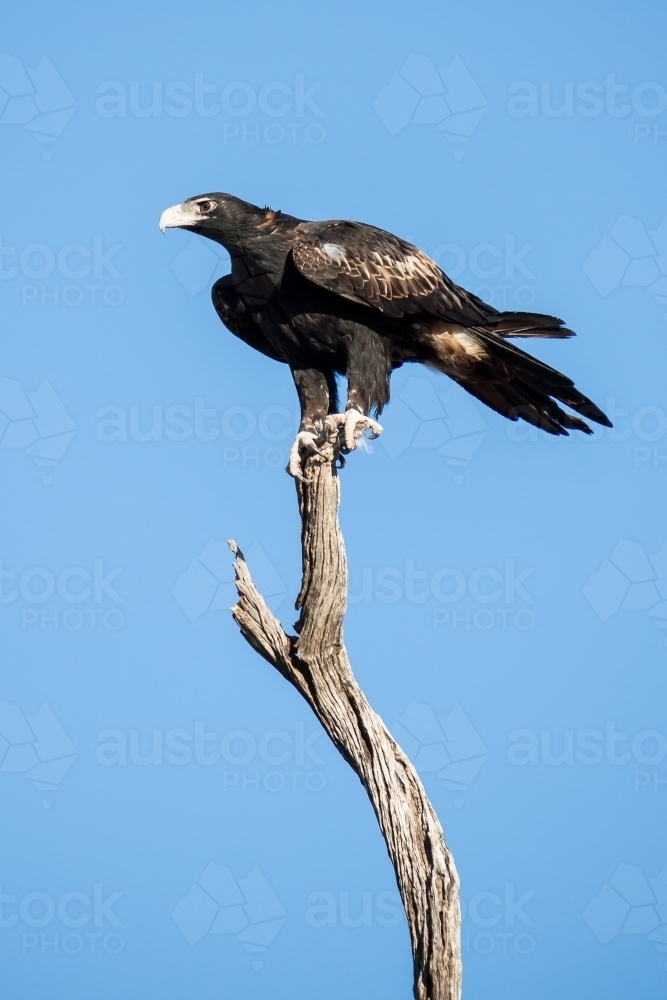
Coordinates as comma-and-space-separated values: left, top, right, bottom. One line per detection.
452, 375, 592, 436
486, 311, 575, 339
455, 329, 611, 436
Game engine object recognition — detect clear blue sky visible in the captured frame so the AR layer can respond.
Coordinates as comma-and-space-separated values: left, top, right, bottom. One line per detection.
1, 2, 666, 998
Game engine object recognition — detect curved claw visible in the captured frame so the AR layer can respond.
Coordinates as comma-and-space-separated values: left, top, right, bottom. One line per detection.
340, 408, 383, 452
286, 429, 326, 481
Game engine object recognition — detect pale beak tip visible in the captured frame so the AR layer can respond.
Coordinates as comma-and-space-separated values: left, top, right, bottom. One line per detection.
158, 205, 180, 234
158, 202, 200, 234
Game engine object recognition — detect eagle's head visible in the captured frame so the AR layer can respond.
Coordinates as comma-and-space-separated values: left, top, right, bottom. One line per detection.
158, 193, 279, 247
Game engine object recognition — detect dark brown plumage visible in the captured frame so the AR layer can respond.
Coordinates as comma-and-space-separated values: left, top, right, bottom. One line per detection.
159, 193, 611, 475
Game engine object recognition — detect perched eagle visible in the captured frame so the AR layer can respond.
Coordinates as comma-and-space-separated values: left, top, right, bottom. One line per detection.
159, 194, 611, 478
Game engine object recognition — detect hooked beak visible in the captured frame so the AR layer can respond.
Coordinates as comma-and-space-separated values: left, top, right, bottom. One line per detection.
158, 202, 203, 233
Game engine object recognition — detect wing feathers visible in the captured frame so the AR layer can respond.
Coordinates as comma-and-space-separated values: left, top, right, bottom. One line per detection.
291, 221, 491, 322
288, 219, 609, 436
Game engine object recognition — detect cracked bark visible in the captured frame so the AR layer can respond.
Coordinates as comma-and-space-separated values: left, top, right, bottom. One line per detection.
228, 430, 462, 1000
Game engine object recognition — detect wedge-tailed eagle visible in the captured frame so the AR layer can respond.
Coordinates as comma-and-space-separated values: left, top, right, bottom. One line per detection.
159, 193, 610, 478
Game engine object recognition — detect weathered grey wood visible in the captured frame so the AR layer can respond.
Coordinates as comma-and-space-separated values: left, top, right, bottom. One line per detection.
228, 429, 461, 1000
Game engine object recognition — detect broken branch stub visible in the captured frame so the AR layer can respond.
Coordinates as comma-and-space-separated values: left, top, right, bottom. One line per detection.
228, 450, 461, 1000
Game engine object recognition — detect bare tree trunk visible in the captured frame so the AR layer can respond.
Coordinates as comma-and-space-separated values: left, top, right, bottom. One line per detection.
228, 433, 461, 1000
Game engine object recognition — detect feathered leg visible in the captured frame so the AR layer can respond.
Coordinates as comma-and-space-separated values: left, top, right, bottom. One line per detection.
288, 367, 335, 480
329, 325, 388, 452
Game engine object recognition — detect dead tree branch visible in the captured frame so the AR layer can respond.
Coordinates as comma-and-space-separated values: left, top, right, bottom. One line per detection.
228, 429, 461, 1000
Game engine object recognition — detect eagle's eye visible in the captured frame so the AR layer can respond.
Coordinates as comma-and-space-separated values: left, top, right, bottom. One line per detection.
197, 199, 215, 214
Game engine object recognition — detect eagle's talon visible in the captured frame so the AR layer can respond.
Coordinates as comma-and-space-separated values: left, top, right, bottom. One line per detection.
341, 408, 383, 452
363, 422, 382, 440
325, 409, 383, 453
287, 429, 325, 480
